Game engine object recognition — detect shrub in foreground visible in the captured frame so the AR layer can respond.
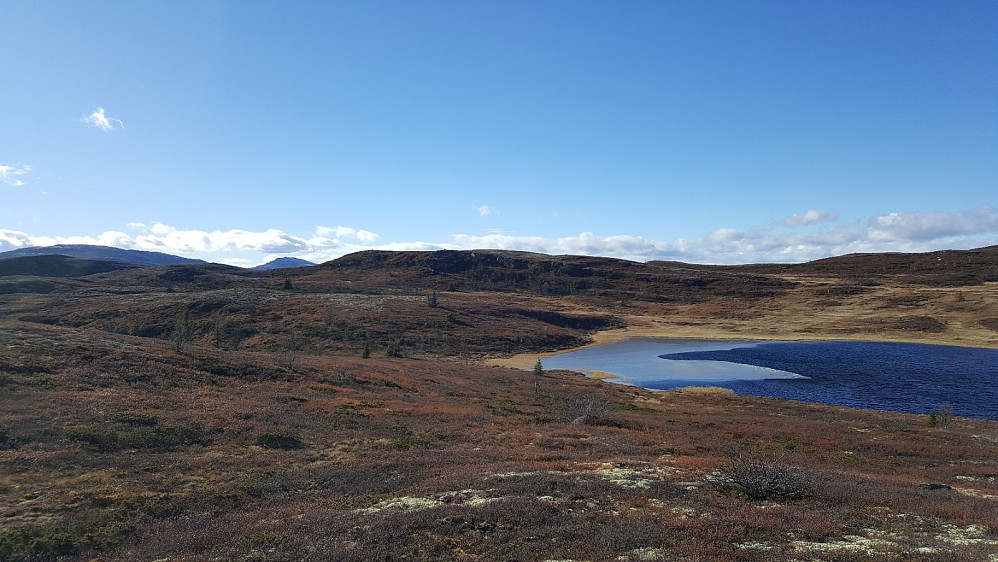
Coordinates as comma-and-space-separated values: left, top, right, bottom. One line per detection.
722, 452, 816, 500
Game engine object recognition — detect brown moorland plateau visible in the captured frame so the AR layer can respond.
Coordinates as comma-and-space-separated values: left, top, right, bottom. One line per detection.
1, 246, 997, 560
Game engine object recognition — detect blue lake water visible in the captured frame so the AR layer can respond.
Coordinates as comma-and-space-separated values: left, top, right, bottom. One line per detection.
543, 338, 998, 420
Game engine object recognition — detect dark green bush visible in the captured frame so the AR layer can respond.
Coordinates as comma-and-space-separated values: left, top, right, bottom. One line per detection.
0, 428, 27, 450
65, 427, 118, 451
108, 412, 158, 426
124, 424, 206, 450
66, 424, 206, 452
256, 433, 307, 450
0, 526, 80, 561
384, 426, 430, 450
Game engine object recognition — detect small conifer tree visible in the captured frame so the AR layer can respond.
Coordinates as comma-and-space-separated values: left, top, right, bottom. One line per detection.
533, 359, 543, 394
386, 337, 404, 358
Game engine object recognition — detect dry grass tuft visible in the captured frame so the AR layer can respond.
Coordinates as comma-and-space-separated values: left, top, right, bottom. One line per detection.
675, 386, 736, 395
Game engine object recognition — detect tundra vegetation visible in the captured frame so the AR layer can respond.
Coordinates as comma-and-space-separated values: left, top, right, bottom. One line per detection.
0, 247, 996, 560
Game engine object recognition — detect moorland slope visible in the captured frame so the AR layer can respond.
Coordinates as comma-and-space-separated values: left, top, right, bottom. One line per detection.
0, 247, 996, 560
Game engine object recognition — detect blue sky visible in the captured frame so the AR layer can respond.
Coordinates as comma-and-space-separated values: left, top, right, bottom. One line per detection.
2, 1, 996, 266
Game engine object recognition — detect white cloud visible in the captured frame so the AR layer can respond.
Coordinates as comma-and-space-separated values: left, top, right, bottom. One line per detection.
475, 205, 496, 217
0, 164, 31, 187
355, 230, 379, 243
316, 226, 352, 238
82, 107, 124, 132
2, 206, 996, 266
446, 207, 998, 263
316, 225, 380, 242
96, 230, 133, 247
218, 257, 255, 267
780, 209, 838, 227
0, 228, 35, 252
865, 207, 998, 242
150, 223, 173, 236
133, 224, 308, 254
706, 228, 740, 243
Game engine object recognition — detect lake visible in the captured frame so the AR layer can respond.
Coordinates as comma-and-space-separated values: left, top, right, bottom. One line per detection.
542, 338, 998, 420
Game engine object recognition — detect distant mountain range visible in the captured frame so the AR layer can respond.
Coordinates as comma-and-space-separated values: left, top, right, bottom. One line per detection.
253, 257, 316, 270
2, 243, 995, 280
0, 245, 317, 274
0, 254, 138, 278
0, 245, 203, 267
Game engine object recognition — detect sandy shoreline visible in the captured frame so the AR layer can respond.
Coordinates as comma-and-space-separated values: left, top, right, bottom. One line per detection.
484, 316, 998, 369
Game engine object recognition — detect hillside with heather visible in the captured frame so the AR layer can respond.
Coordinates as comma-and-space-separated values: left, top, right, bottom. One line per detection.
1, 247, 996, 560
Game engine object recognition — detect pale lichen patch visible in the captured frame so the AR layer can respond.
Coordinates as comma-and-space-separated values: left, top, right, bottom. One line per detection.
669, 506, 696, 520
491, 462, 674, 490
590, 464, 670, 489
936, 523, 998, 547
617, 546, 668, 560
955, 474, 998, 483
953, 486, 998, 500
356, 496, 440, 514
490, 469, 561, 479
736, 541, 774, 551
356, 489, 501, 514
790, 534, 897, 554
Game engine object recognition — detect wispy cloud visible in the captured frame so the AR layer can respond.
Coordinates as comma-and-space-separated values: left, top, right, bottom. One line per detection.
779, 209, 838, 227
2, 207, 996, 265
82, 107, 124, 132
133, 223, 309, 254
0, 164, 31, 187
475, 205, 496, 217
443, 207, 998, 263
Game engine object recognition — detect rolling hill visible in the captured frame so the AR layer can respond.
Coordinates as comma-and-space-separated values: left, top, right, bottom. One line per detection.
0, 244, 203, 267
0, 254, 138, 278
253, 257, 316, 270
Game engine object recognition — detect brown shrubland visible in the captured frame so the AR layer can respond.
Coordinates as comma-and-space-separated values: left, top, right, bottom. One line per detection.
0, 247, 996, 560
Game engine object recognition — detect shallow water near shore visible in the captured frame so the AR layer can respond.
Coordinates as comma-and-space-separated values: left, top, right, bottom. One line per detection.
542, 338, 806, 383
544, 338, 998, 419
